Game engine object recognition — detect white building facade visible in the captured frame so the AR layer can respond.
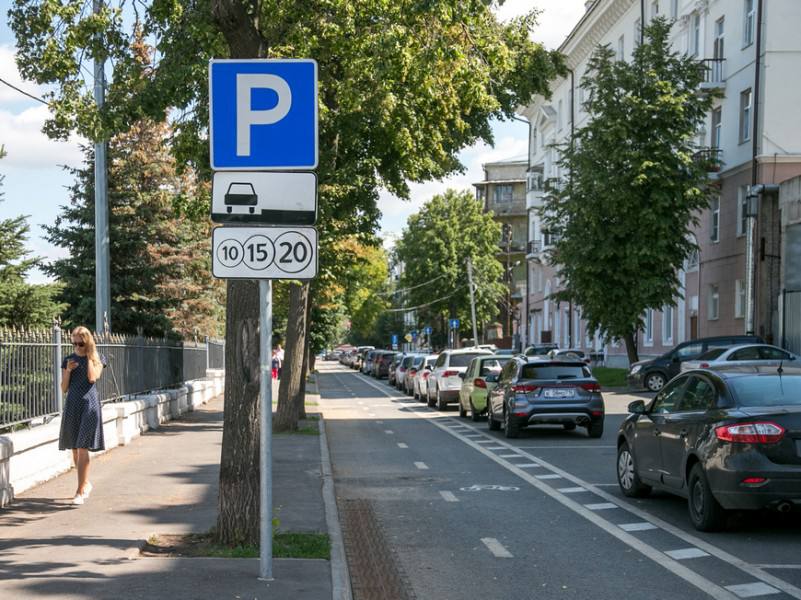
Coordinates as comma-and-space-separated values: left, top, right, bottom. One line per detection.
520, 0, 801, 367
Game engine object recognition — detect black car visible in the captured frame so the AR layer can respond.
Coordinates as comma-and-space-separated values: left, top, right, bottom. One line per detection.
523, 343, 559, 357
373, 351, 396, 379
487, 357, 604, 439
388, 353, 405, 387
617, 366, 801, 531
627, 335, 764, 392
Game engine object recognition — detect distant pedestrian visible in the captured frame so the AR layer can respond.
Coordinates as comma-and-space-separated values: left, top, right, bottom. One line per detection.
276, 344, 285, 378
58, 326, 106, 505
272, 348, 280, 380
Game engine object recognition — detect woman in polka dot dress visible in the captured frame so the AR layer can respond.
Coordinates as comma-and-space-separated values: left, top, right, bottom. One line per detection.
58, 326, 106, 505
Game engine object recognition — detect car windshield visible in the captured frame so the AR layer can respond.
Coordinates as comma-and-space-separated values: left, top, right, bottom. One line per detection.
520, 364, 591, 380
697, 348, 727, 361
527, 347, 554, 356
401, 357, 415, 368
480, 358, 509, 376
730, 375, 801, 407
424, 357, 437, 367
450, 353, 486, 367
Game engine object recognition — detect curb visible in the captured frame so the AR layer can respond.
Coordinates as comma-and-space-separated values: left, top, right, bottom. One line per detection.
318, 414, 352, 600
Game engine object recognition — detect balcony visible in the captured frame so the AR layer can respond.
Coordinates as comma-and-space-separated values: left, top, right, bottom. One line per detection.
488, 197, 527, 217
497, 240, 527, 255
526, 171, 544, 193
699, 58, 726, 90
526, 239, 543, 259
693, 147, 723, 176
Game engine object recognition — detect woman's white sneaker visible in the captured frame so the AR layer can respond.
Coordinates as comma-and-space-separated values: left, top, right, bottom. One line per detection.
71, 494, 84, 505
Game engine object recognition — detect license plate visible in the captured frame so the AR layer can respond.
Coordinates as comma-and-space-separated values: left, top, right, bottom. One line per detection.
543, 388, 573, 399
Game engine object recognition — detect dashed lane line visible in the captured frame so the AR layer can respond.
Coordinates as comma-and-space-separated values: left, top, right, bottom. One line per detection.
384, 430, 394, 434
620, 522, 659, 532
414, 461, 429, 470
666, 548, 712, 560
558, 487, 588, 494
439, 491, 459, 503
725, 583, 782, 598
585, 503, 618, 511
481, 538, 513, 559
397, 443, 408, 449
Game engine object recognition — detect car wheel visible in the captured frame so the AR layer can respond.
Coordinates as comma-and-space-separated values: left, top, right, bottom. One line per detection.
437, 390, 448, 411
427, 388, 436, 408
587, 419, 604, 439
413, 387, 419, 400
687, 463, 727, 532
488, 404, 501, 431
563, 422, 577, 431
458, 401, 467, 418
616, 442, 651, 498
645, 372, 666, 392
503, 408, 520, 439
470, 399, 482, 422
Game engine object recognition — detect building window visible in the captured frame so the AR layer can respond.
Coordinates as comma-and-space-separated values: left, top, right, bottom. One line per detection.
617, 35, 625, 61
494, 185, 513, 203
671, 0, 678, 19
644, 309, 654, 345
687, 248, 700, 271
710, 197, 720, 242
743, 0, 755, 47
708, 284, 720, 320
711, 107, 722, 149
737, 185, 750, 236
662, 306, 673, 345
735, 279, 746, 318
634, 18, 642, 48
714, 17, 725, 60
740, 88, 752, 143
690, 13, 701, 57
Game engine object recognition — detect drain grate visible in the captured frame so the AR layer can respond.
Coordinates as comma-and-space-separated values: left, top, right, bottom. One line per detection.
339, 498, 416, 600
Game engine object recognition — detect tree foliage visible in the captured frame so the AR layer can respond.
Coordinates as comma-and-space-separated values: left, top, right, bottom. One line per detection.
45, 120, 224, 337
395, 189, 505, 343
541, 19, 718, 363
0, 145, 65, 328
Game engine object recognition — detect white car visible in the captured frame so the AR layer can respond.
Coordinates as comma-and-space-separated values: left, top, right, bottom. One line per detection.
412, 355, 438, 400
426, 348, 493, 410
681, 344, 798, 372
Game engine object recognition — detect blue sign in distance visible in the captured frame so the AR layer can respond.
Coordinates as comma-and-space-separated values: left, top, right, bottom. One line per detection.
209, 59, 318, 170
449, 319, 460, 330
411, 331, 418, 341
391, 334, 399, 345
424, 326, 433, 335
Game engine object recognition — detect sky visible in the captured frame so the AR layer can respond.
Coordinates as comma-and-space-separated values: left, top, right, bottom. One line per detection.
0, 0, 587, 283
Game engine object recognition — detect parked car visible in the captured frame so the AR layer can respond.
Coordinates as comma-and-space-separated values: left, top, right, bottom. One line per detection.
388, 353, 406, 387
427, 349, 494, 410
487, 357, 604, 439
548, 348, 591, 366
458, 355, 511, 421
617, 366, 801, 531
370, 351, 393, 378
523, 343, 559, 357
493, 348, 519, 358
680, 344, 798, 372
627, 335, 764, 392
411, 355, 439, 400
403, 354, 428, 395
361, 350, 377, 374
395, 354, 420, 391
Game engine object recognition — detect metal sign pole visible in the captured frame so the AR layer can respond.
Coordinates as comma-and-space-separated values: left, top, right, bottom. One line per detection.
259, 279, 273, 580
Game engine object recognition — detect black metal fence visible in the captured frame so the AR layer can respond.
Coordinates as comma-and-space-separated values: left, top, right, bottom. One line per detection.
0, 326, 225, 429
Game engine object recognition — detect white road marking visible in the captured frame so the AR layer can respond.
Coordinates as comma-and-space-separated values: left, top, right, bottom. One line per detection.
481, 538, 513, 559
725, 583, 781, 598
376, 420, 384, 424
557, 487, 588, 494
620, 522, 658, 532
535, 474, 562, 480
666, 548, 711, 560
487, 446, 506, 450
475, 440, 494, 444
755, 565, 801, 570
439, 491, 459, 502
384, 430, 394, 434
352, 373, 788, 600
515, 463, 542, 468
397, 443, 408, 449
585, 503, 618, 511
500, 454, 523, 458
414, 461, 429, 470
517, 445, 617, 450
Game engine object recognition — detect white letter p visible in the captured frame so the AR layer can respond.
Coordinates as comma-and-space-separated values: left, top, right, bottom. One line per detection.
236, 73, 292, 157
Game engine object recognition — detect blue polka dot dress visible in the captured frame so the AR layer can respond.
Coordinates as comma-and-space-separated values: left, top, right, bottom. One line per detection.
58, 354, 106, 452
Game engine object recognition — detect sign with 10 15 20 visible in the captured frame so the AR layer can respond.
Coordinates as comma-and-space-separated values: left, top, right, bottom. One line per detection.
212, 226, 317, 280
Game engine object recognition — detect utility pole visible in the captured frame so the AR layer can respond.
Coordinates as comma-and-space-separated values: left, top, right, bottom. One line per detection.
466, 258, 479, 348
94, 0, 111, 335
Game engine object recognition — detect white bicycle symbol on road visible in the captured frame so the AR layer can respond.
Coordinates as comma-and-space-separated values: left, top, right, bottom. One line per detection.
459, 484, 520, 492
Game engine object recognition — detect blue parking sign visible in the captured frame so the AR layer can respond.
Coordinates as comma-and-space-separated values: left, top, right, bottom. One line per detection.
209, 59, 318, 170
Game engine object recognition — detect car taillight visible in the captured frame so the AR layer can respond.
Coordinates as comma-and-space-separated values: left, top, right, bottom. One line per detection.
422, 372, 430, 380
699, 362, 710, 368
715, 422, 785, 444
513, 384, 538, 393
474, 378, 487, 389
580, 383, 601, 393
409, 369, 417, 376
442, 370, 459, 377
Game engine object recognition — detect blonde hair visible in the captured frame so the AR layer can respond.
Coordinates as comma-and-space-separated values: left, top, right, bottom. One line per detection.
72, 326, 101, 367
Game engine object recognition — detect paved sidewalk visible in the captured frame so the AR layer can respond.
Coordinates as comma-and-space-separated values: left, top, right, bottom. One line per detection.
0, 396, 333, 600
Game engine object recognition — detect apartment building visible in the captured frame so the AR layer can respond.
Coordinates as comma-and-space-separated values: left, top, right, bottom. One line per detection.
473, 157, 528, 344
520, 0, 801, 366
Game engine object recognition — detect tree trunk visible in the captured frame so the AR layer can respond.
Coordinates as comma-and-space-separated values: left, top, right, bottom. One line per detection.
298, 289, 313, 419
275, 282, 309, 431
623, 330, 639, 365
216, 280, 261, 545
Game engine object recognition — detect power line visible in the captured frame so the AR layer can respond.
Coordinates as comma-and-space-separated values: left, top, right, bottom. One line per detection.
0, 77, 47, 105
375, 273, 448, 297
384, 285, 467, 313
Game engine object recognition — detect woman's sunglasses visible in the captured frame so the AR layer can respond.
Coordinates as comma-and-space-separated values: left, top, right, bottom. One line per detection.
72, 342, 85, 348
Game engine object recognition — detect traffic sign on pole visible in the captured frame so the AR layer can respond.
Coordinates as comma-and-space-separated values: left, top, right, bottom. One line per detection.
449, 318, 460, 330
212, 226, 317, 280
211, 171, 317, 225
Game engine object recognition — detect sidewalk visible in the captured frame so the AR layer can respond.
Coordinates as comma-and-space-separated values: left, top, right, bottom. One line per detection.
0, 394, 334, 600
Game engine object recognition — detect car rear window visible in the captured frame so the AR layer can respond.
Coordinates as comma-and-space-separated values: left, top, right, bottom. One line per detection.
698, 348, 726, 360
449, 353, 486, 367
730, 375, 801, 407
480, 358, 509, 376
401, 357, 415, 367
520, 364, 591, 380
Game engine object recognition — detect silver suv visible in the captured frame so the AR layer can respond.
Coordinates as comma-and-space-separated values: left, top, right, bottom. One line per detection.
427, 348, 493, 410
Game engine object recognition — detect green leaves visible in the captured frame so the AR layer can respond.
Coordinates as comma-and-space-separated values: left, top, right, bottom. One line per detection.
542, 18, 717, 352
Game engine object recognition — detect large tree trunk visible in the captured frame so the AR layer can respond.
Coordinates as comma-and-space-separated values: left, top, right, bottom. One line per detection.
275, 282, 309, 431
623, 330, 639, 365
216, 280, 261, 545
298, 289, 314, 419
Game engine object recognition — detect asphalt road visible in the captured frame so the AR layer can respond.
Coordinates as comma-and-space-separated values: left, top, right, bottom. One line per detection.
319, 362, 801, 600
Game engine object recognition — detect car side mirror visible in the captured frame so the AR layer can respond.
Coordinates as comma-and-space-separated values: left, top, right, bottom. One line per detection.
628, 400, 646, 414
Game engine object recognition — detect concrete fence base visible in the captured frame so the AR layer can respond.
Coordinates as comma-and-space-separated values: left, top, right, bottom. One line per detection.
0, 369, 224, 508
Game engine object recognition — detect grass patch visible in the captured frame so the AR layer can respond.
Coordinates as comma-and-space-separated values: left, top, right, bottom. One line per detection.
304, 414, 320, 421
593, 367, 628, 388
142, 532, 330, 560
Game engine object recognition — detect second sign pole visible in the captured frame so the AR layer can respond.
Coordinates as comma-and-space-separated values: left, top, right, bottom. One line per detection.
259, 279, 273, 580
